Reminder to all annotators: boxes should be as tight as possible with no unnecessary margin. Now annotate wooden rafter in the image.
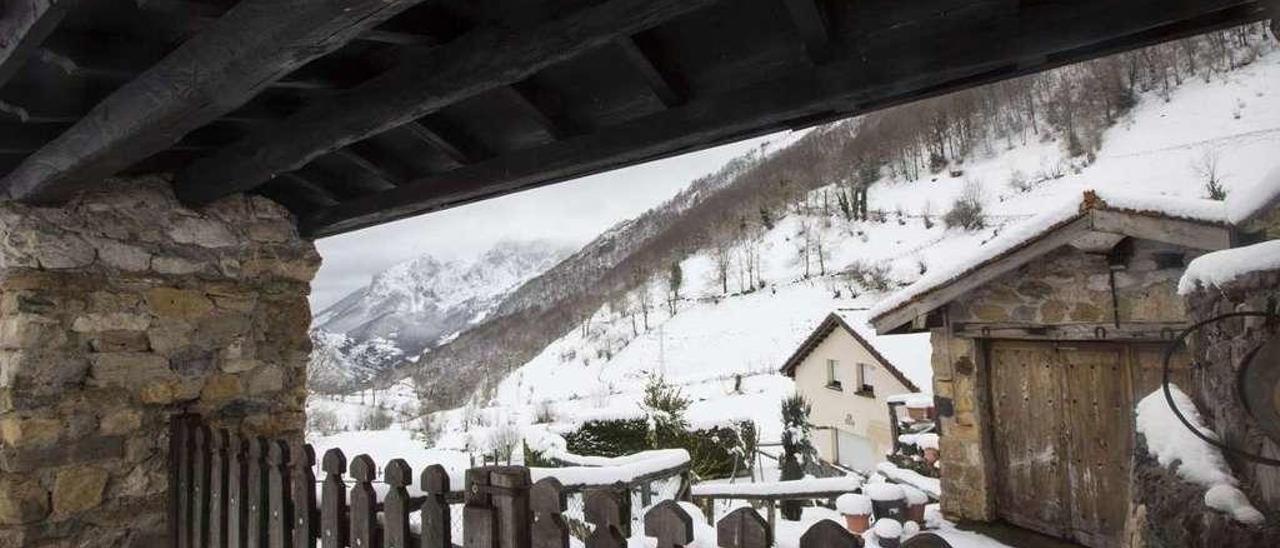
[0,0,424,203]
[173,0,722,206]
[780,0,832,62]
[614,34,686,107]
[299,0,1268,237]
[0,0,77,88]
[399,119,487,166]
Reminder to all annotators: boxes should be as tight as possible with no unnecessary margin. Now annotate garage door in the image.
[835,430,877,471]
[989,341,1135,548]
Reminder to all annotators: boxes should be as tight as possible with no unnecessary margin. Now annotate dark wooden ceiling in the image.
[0,0,1272,237]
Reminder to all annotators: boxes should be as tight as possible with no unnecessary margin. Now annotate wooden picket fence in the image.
[168,415,952,547]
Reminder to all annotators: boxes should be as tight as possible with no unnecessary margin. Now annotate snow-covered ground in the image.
[305,45,1280,548]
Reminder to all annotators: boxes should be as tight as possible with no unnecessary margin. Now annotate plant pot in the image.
[923,447,940,466]
[906,502,926,524]
[843,513,871,534]
[907,406,931,421]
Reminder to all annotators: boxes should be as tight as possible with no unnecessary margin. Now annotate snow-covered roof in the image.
[1178,239,1280,295]
[780,310,932,393]
[1226,165,1280,225]
[870,189,1230,331]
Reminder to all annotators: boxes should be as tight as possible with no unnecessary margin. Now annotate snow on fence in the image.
[172,415,955,547]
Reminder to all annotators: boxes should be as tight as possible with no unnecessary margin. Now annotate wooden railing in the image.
[168,415,952,547]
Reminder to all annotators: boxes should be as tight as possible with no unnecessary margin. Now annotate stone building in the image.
[780,311,930,471]
[868,190,1237,547]
[0,179,318,546]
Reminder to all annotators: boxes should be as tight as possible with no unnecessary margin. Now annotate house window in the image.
[825,359,842,390]
[855,363,875,396]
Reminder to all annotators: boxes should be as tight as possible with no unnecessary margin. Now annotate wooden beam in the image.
[614,35,685,107]
[0,0,77,88]
[332,147,406,187]
[1089,209,1231,251]
[503,84,578,140]
[136,0,437,47]
[302,0,1266,238]
[173,0,721,206]
[399,119,486,166]
[0,0,423,203]
[780,0,832,62]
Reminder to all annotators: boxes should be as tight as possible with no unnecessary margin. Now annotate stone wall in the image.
[1125,265,1280,547]
[0,179,319,547]
[928,331,995,521]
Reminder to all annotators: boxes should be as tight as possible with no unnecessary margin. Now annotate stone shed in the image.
[869,189,1236,548]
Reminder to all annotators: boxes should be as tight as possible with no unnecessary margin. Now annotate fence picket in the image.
[210,429,229,548]
[715,507,770,548]
[320,449,348,548]
[247,438,269,548]
[492,467,532,548]
[530,478,568,548]
[583,489,627,548]
[420,464,452,548]
[464,468,497,548]
[193,425,211,548]
[292,443,317,548]
[268,441,292,548]
[350,454,379,548]
[175,417,193,548]
[644,500,693,548]
[799,519,862,547]
[384,459,413,548]
[228,434,248,548]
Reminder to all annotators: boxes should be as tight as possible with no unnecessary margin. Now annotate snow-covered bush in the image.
[533,401,557,424]
[307,408,342,436]
[944,179,987,230]
[563,418,651,458]
[642,374,691,448]
[358,407,394,431]
[780,394,815,520]
[487,422,521,464]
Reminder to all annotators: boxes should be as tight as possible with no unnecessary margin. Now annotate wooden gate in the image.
[989,340,1185,548]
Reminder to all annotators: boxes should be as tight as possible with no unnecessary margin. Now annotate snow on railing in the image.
[691,475,863,500]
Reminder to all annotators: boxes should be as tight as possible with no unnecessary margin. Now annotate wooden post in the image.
[715,507,770,548]
[384,459,413,548]
[319,449,348,548]
[799,519,862,547]
[228,434,249,548]
[291,443,317,548]
[640,481,652,507]
[193,425,211,548]
[464,468,498,548]
[696,497,713,524]
[267,441,293,548]
[247,438,270,548]
[491,467,532,548]
[420,464,452,548]
[765,500,776,535]
[530,478,569,548]
[174,416,192,548]
[643,500,693,548]
[583,489,627,548]
[209,429,229,548]
[349,455,379,548]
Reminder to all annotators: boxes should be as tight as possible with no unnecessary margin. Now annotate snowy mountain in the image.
[310,240,573,388]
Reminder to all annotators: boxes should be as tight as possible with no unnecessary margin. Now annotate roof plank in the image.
[0,0,76,88]
[0,0,424,203]
[172,0,722,206]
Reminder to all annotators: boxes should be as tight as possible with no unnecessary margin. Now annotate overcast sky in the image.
[311,132,791,311]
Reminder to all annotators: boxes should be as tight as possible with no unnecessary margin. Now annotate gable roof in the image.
[1227,165,1280,226]
[869,189,1234,335]
[780,310,930,393]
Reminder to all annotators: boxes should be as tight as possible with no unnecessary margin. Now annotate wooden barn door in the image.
[989,341,1134,548]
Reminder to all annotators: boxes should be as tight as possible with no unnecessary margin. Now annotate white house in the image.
[780,310,932,471]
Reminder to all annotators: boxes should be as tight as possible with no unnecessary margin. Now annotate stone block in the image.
[166,217,237,248]
[200,374,242,403]
[89,331,150,353]
[0,315,68,349]
[150,255,202,275]
[88,353,172,389]
[243,364,284,395]
[98,409,141,436]
[52,466,109,516]
[0,476,49,525]
[0,416,62,447]
[72,313,149,333]
[144,288,213,320]
[91,238,151,272]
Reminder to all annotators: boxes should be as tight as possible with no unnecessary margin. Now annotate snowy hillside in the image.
[485,41,1280,444]
[310,240,572,389]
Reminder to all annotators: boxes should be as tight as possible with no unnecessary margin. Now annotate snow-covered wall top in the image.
[1178,239,1280,295]
[1226,165,1280,225]
[869,189,1228,326]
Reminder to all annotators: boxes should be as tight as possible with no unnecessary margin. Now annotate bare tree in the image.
[1191,148,1228,200]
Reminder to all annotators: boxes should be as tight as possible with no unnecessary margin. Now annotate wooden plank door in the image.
[1057,343,1130,548]
[989,341,1070,538]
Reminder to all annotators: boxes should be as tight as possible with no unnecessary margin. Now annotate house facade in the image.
[781,311,931,472]
[869,190,1237,548]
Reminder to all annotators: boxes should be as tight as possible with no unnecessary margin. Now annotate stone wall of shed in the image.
[1123,267,1280,546]
[0,179,319,547]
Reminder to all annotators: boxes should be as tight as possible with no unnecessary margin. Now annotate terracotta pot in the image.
[907,406,931,421]
[923,447,940,465]
[843,513,871,534]
[906,503,926,524]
